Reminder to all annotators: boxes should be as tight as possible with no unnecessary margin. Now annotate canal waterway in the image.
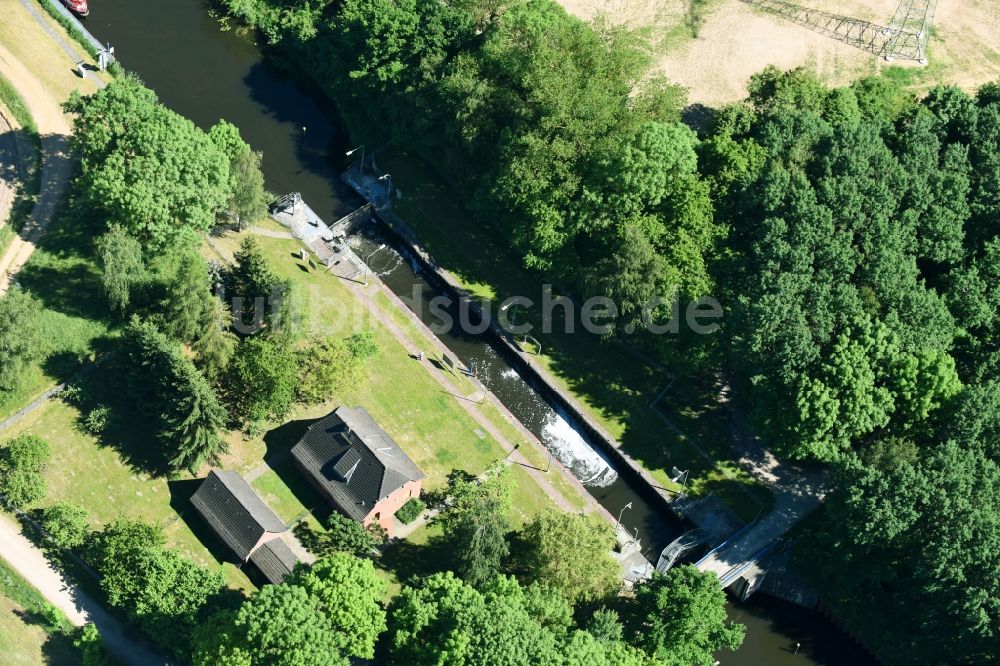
[83,2,877,663]
[347,225,683,555]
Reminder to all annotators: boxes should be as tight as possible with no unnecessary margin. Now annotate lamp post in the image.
[615,501,632,533]
[346,145,365,177]
[363,243,386,286]
[378,173,392,207]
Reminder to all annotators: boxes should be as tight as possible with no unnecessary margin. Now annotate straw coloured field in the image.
[557,0,1000,105]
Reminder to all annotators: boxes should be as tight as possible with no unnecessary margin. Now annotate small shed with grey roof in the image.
[249,539,299,584]
[291,406,425,534]
[190,469,298,584]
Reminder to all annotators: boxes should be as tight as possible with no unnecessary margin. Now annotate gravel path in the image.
[0,104,22,226]
[0,42,74,294]
[0,514,170,665]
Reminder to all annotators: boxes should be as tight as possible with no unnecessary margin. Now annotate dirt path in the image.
[0,42,73,294]
[0,104,21,226]
[0,514,170,665]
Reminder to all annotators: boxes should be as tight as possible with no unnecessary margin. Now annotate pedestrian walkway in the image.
[0,514,170,665]
[0,43,73,294]
[695,381,828,588]
[348,277,594,517]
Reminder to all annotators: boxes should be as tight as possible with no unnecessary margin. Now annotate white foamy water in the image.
[541,407,619,487]
[501,368,520,380]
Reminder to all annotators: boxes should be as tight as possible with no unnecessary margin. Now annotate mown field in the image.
[0,556,79,665]
[557,0,1000,105]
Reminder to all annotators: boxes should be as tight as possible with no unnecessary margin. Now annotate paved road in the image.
[0,43,73,294]
[0,514,170,665]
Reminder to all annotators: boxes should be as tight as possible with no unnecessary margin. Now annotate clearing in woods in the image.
[558,0,1000,105]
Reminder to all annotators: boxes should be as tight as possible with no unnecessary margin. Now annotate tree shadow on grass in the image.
[378,531,454,586]
[262,417,319,463]
[14,190,108,322]
[40,630,81,665]
[67,362,171,476]
[40,334,116,382]
[7,607,80,665]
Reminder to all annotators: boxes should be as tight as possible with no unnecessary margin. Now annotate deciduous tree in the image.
[436,463,513,587]
[518,509,620,604]
[96,224,145,314]
[65,76,230,250]
[626,566,744,666]
[40,502,90,548]
[0,433,50,509]
[86,519,224,657]
[0,287,44,392]
[193,553,386,666]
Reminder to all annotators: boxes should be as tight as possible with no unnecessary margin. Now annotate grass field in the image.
[2,398,255,592]
[204,224,579,526]
[0,555,79,665]
[374,148,772,521]
[0,199,113,421]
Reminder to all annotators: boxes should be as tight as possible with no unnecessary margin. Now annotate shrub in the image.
[295,512,386,557]
[59,383,83,406]
[41,502,90,549]
[80,405,110,436]
[0,434,51,509]
[395,497,425,525]
[73,623,111,666]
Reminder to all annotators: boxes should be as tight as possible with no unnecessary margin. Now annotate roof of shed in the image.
[190,470,287,561]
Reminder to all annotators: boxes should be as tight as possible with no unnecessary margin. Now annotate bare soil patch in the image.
[558,0,1000,105]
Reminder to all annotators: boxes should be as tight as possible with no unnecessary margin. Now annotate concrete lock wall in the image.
[371,212,684,523]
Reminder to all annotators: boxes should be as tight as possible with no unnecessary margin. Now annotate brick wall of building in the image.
[363,479,423,535]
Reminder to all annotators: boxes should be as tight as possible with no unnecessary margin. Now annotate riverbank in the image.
[76,3,882,661]
[343,167,688,528]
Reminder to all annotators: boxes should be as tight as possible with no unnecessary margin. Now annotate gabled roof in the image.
[291,407,425,521]
[248,538,298,585]
[190,470,287,561]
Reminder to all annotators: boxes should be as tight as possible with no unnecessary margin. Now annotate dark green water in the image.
[82,2,877,663]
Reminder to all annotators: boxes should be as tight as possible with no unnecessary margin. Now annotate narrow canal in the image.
[84,2,876,663]
[346,225,683,555]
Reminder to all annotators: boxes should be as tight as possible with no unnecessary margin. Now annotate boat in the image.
[61,0,89,17]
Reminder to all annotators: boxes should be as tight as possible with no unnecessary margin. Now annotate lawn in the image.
[373,147,773,520]
[205,225,577,525]
[0,0,105,105]
[0,197,112,421]
[0,0,110,421]
[2,399,254,592]
[0,555,79,664]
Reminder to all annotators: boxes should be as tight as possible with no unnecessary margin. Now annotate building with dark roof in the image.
[190,469,298,584]
[291,406,425,535]
[249,538,299,584]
